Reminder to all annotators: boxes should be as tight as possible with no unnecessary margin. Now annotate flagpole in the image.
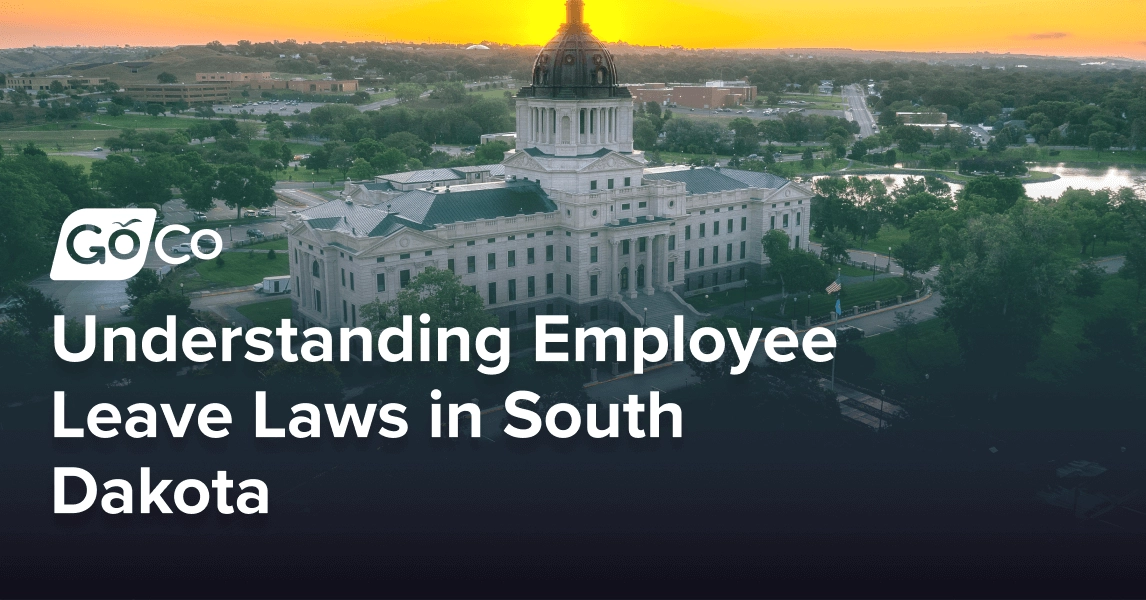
[831,267,840,392]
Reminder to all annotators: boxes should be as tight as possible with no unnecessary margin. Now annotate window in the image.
[527,276,536,297]
[448,259,455,273]
[590,274,598,296]
[796,211,801,225]
[685,250,691,270]
[590,180,597,190]
[527,232,535,238]
[312,260,320,278]
[400,269,411,288]
[770,216,776,229]
[698,248,705,267]
[699,223,706,238]
[726,243,733,262]
[343,300,348,323]
[565,274,572,295]
[508,235,515,241]
[739,266,746,281]
[714,221,720,236]
[607,179,614,189]
[467,256,476,273]
[528,307,536,321]
[350,272,355,291]
[795,235,800,248]
[488,238,495,244]
[294,249,298,264]
[741,217,747,231]
[621,203,631,210]
[314,290,322,312]
[622,240,630,255]
[638,201,647,208]
[376,273,386,292]
[697,274,704,288]
[296,276,300,296]
[565,246,572,262]
[590,246,598,263]
[488,282,497,304]
[712,245,719,265]
[546,273,554,294]
[508,250,516,268]
[341,268,345,286]
[467,240,475,246]
[508,279,517,301]
[425,250,432,257]
[488,253,496,270]
[669,235,676,251]
[783,214,789,228]
[668,261,675,282]
[527,247,535,264]
[624,177,631,186]
[590,305,598,321]
[685,225,691,240]
[727,219,733,233]
[639,238,647,252]
[546,245,554,261]
[400,253,410,260]
[740,240,746,259]
[352,304,356,327]
[546,230,554,236]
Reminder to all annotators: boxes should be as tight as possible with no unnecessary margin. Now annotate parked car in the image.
[119,305,131,316]
[246,228,265,239]
[197,236,217,249]
[835,326,865,343]
[193,212,207,222]
[258,208,271,216]
[244,210,257,218]
[171,243,193,254]
[92,147,103,152]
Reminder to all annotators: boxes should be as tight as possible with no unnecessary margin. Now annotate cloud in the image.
[1026,32,1069,40]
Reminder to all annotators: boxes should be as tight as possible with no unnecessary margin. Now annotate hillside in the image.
[43,46,280,84]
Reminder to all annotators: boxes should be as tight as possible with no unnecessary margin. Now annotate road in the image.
[842,84,876,139]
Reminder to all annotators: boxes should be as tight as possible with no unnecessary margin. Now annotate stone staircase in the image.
[820,379,905,430]
[620,291,703,337]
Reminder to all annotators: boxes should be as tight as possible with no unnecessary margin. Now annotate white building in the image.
[286,0,812,331]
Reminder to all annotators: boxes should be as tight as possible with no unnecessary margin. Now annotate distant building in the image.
[480,132,517,146]
[630,79,757,109]
[121,83,231,104]
[9,75,110,91]
[896,112,947,125]
[195,72,272,83]
[194,72,358,93]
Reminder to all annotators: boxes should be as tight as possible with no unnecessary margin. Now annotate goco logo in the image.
[50,209,224,281]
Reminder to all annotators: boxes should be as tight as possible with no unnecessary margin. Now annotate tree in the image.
[762,229,831,315]
[801,148,814,169]
[91,153,178,207]
[394,83,424,103]
[216,164,276,218]
[474,141,510,163]
[1089,130,1113,154]
[0,284,62,333]
[104,102,125,117]
[728,117,758,156]
[132,291,192,328]
[892,238,933,279]
[48,80,66,95]
[633,117,658,150]
[125,269,163,310]
[157,72,178,84]
[936,202,1074,391]
[848,139,867,160]
[360,267,495,363]
[145,103,165,117]
[820,229,850,265]
[348,158,375,180]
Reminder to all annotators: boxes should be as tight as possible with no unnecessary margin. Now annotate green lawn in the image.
[91,114,194,129]
[45,154,99,173]
[838,263,878,277]
[686,281,783,311]
[236,299,293,329]
[844,224,912,255]
[755,276,917,321]
[166,253,289,292]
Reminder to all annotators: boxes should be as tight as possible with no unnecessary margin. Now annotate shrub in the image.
[216,256,225,269]
[268,249,277,260]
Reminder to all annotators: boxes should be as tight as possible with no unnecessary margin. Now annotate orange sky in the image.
[3,0,1145,59]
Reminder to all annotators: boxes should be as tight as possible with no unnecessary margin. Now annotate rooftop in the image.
[642,166,789,195]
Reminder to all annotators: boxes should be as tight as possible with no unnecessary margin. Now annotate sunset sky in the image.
[3,0,1145,59]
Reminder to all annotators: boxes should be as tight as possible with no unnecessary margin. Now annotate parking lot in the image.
[209,100,328,116]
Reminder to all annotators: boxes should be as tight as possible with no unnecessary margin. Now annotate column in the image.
[643,235,655,296]
[627,237,637,299]
[610,239,620,298]
[659,233,670,292]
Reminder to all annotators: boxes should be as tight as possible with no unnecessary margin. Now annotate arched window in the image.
[312,260,320,278]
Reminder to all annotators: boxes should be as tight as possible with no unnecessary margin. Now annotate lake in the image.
[813,165,1145,199]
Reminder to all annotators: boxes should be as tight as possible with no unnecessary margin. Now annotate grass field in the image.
[165,252,289,292]
[755,276,917,321]
[236,298,293,329]
[44,154,99,173]
[686,281,784,311]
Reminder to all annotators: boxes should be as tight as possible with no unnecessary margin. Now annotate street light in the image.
[749,306,754,329]
[806,293,811,316]
[643,307,647,327]
[180,282,184,296]
[888,246,893,273]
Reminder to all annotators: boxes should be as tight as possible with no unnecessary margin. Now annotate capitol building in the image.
[286,0,812,330]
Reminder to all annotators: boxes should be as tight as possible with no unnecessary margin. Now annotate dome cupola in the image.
[522,0,628,100]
